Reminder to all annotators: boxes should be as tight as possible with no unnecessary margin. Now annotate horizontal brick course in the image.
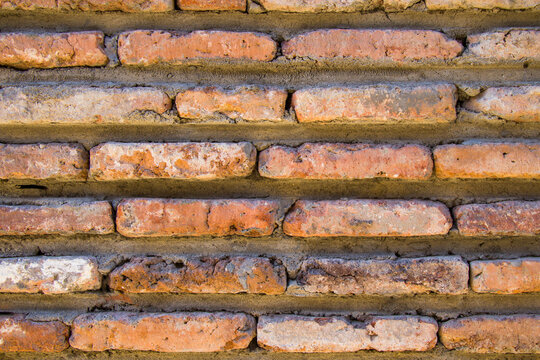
[178,0,245,10]
[467,29,540,61]
[426,0,540,9]
[257,0,380,12]
[0,0,174,11]
[470,258,540,294]
[0,315,69,353]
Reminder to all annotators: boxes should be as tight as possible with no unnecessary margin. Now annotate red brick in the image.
[454,201,540,236]
[467,29,540,61]
[0,315,69,352]
[434,142,540,179]
[291,84,457,123]
[90,142,256,180]
[108,256,286,294]
[0,32,108,69]
[471,258,540,294]
[282,29,463,62]
[175,86,287,122]
[116,198,279,237]
[118,30,277,66]
[0,0,174,11]
[258,315,438,352]
[283,200,452,237]
[259,143,433,180]
[440,315,540,353]
[426,0,539,9]
[70,312,255,352]
[0,201,114,235]
[178,0,245,10]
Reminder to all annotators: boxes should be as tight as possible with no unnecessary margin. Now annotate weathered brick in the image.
[454,201,540,236]
[257,0,421,11]
[440,315,540,353]
[259,143,433,179]
[108,256,286,294]
[0,315,69,352]
[283,200,452,237]
[291,84,457,123]
[0,86,171,125]
[178,0,245,10]
[0,0,174,11]
[116,198,279,237]
[467,29,540,61]
[0,32,108,69]
[282,30,463,62]
[175,86,287,122]
[258,315,438,352]
[0,256,100,294]
[90,142,256,180]
[0,201,114,235]
[434,142,540,179]
[471,258,540,294]
[426,0,539,9]
[118,30,277,66]
[70,312,256,352]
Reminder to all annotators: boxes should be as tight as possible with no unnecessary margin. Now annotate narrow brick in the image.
[0,201,114,235]
[90,142,256,180]
[175,86,287,122]
[291,84,457,123]
[0,256,100,294]
[259,143,433,180]
[471,258,540,294]
[70,312,255,352]
[284,200,452,237]
[257,0,421,11]
[0,32,108,69]
[258,315,438,352]
[0,0,174,11]
[434,142,540,179]
[440,315,540,353]
[426,0,540,9]
[0,315,69,352]
[116,198,279,237]
[454,201,540,236]
[467,29,540,61]
[118,30,277,66]
[108,256,286,294]
[178,0,245,10]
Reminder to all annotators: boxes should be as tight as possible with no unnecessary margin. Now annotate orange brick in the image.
[471,258,540,294]
[467,29,540,61]
[427,0,539,9]
[0,315,69,352]
[178,0,245,10]
[0,0,174,11]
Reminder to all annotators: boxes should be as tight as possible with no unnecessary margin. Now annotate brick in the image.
[440,315,540,353]
[175,86,287,122]
[116,198,279,237]
[0,32,108,69]
[471,258,540,294]
[258,315,438,352]
[0,256,100,294]
[434,142,540,179]
[283,200,452,237]
[70,312,255,352]
[90,142,256,180]
[282,30,463,62]
[0,143,87,181]
[426,0,540,9]
[0,201,114,235]
[467,30,540,61]
[291,84,457,123]
[463,86,540,122]
[0,315,69,352]
[108,256,286,294]
[259,143,433,180]
[0,86,171,125]
[0,0,174,11]
[178,0,245,10]
[257,0,421,11]
[454,201,540,236]
[297,256,468,295]
[118,30,277,66]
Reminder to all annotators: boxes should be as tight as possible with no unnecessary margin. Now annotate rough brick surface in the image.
[470,258,540,294]
[108,256,286,294]
[0,143,88,181]
[467,29,540,61]
[0,315,69,353]
[258,315,438,352]
[116,198,279,237]
[259,0,423,11]
[118,30,277,66]
[0,201,114,235]
[454,201,540,236]
[175,86,287,122]
[0,32,108,69]
[282,30,463,62]
[426,0,539,9]
[291,85,457,123]
[178,0,245,10]
[297,256,468,295]
[259,143,433,179]
[283,200,452,237]
[70,312,256,352]
[90,142,256,180]
[0,0,174,11]
[440,315,540,353]
[434,142,540,179]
